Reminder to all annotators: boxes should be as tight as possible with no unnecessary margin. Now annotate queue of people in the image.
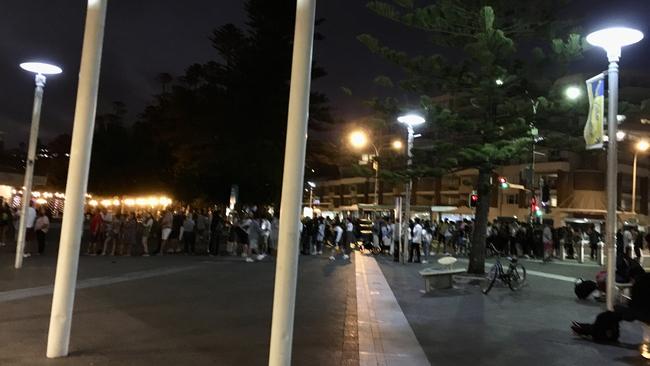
[83,206,281,261]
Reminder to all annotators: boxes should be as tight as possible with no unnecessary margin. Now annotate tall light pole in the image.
[268,0,316,365]
[397,113,425,264]
[587,26,643,311]
[47,0,107,358]
[15,62,62,269]
[307,181,316,209]
[349,130,402,205]
[632,140,649,213]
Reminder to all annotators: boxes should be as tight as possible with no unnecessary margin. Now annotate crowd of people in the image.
[3,195,649,269]
[82,206,282,261]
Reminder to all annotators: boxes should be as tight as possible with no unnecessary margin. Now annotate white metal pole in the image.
[47,0,108,358]
[632,152,638,213]
[15,74,46,269]
[374,159,379,205]
[605,58,619,312]
[402,126,414,264]
[268,0,316,365]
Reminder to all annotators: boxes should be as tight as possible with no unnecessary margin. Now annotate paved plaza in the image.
[1,231,649,365]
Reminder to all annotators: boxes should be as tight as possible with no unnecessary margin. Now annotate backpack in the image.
[574,278,598,299]
[592,311,620,342]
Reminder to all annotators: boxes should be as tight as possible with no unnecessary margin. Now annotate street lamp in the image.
[397,113,426,263]
[587,26,643,311]
[348,131,403,205]
[565,85,582,100]
[15,61,62,269]
[349,130,380,205]
[632,140,649,213]
[307,181,316,208]
[349,130,368,149]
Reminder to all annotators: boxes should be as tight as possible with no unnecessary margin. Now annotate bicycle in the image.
[482,243,527,294]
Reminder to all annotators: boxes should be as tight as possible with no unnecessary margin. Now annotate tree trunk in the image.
[468,167,492,274]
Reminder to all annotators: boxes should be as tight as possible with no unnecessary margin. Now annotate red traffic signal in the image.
[498,177,509,189]
[469,194,479,207]
[530,196,538,213]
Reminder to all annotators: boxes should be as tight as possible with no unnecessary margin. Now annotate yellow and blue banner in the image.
[584,74,605,150]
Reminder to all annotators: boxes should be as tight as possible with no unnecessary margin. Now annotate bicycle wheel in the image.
[482,263,499,294]
[507,264,527,291]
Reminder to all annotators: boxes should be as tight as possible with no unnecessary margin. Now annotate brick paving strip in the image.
[342,256,360,366]
[355,253,430,366]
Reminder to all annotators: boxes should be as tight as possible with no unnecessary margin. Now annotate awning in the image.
[558,190,607,211]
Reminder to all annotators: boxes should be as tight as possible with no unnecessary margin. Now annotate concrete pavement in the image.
[374,254,649,366]
[0,252,359,366]
[3,234,650,366]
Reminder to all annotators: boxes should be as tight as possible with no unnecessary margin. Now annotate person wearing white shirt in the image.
[409,218,423,263]
[21,201,37,258]
[330,222,348,261]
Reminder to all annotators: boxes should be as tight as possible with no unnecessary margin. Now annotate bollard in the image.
[578,240,588,263]
[559,239,566,261]
[597,241,605,266]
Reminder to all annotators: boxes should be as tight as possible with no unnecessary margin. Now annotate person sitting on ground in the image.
[571,265,649,343]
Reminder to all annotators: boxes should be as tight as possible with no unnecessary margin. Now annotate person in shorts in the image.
[159,208,173,255]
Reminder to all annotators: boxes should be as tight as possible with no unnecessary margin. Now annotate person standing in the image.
[315,217,325,255]
[195,209,209,254]
[421,221,433,264]
[182,213,196,255]
[381,218,392,253]
[159,208,173,255]
[209,212,224,256]
[34,207,49,256]
[345,217,355,249]
[87,208,103,255]
[0,198,12,247]
[171,209,185,254]
[261,215,272,255]
[101,209,114,256]
[141,212,153,256]
[20,201,37,258]
[121,212,137,256]
[409,218,422,263]
[270,214,279,256]
[542,223,553,262]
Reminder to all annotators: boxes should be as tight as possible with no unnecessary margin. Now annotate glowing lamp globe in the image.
[565,86,582,100]
[397,114,425,126]
[349,131,368,149]
[586,27,643,60]
[19,62,62,75]
[637,140,650,153]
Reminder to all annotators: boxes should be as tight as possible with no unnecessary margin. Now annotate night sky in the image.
[1,0,649,148]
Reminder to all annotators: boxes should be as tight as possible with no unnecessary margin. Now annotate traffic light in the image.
[469,193,479,207]
[498,177,509,189]
[531,196,543,217]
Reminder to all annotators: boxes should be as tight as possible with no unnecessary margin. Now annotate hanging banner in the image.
[584,73,605,150]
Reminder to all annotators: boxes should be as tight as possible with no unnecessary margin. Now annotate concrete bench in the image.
[419,258,463,292]
[419,268,465,291]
